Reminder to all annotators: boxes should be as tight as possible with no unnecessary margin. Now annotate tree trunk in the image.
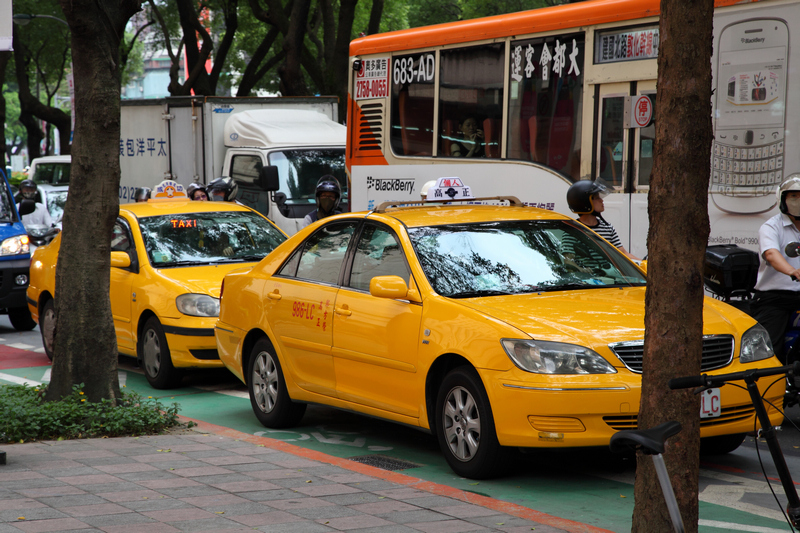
[48,0,140,403]
[279,0,313,96]
[0,51,10,168]
[632,1,713,532]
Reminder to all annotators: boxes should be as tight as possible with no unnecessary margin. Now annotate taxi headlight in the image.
[0,235,29,256]
[176,294,219,317]
[501,339,617,374]
[739,323,774,363]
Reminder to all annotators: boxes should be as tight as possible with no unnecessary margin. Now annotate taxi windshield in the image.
[138,211,286,267]
[407,220,646,297]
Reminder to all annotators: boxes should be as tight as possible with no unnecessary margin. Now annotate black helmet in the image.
[315,175,341,210]
[566,180,610,215]
[186,183,208,201]
[208,177,238,202]
[133,187,151,202]
[19,179,38,200]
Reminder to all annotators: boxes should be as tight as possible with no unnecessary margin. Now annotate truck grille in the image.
[609,335,734,373]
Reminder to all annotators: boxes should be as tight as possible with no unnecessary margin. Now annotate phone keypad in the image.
[711,139,784,196]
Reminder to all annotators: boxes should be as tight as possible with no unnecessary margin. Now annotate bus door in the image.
[595,81,655,258]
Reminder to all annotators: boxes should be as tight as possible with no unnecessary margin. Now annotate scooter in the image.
[25,223,60,254]
[704,243,800,405]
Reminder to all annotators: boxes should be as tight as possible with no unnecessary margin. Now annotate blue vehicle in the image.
[0,169,37,330]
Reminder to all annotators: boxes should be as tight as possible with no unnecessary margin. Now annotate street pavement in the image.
[0,319,599,533]
[2,317,800,532]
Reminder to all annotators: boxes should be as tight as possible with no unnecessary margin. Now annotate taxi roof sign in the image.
[152,180,188,201]
[426,177,474,201]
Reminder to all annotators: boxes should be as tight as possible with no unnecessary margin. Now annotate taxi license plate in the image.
[700,388,721,418]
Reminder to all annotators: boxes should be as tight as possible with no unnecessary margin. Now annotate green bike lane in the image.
[0,359,792,533]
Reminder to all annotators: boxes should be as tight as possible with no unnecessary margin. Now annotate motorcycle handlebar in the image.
[669,361,800,390]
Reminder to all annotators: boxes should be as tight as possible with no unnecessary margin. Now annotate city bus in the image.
[346,0,798,257]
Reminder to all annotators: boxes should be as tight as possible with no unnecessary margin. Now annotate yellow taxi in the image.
[215,178,782,479]
[28,180,287,389]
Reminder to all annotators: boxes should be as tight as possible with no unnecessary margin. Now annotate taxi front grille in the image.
[609,335,734,373]
[603,403,755,431]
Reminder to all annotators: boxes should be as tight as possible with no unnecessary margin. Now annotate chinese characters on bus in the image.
[511,39,581,82]
[595,27,659,64]
[355,57,391,100]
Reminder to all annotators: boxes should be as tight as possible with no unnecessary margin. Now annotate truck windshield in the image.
[33,163,71,185]
[269,148,348,213]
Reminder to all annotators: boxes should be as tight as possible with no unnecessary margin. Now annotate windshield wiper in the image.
[155,260,212,267]
[448,290,512,299]
[233,254,266,262]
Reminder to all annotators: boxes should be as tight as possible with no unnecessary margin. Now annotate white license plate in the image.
[700,388,721,418]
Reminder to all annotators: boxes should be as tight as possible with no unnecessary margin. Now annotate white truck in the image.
[33,96,348,235]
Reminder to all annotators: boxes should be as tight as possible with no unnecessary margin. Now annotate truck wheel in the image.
[39,300,55,361]
[9,306,36,331]
[248,338,306,428]
[434,366,506,479]
[138,317,182,389]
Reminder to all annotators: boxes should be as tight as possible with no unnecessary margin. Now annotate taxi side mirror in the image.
[110,251,131,269]
[638,260,647,273]
[370,275,413,301]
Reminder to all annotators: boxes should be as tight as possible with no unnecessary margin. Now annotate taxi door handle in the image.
[335,305,351,317]
[267,290,282,300]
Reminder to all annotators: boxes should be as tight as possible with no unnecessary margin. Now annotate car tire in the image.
[435,366,505,479]
[139,317,182,389]
[39,300,56,361]
[248,337,306,428]
[9,306,36,332]
[700,432,746,455]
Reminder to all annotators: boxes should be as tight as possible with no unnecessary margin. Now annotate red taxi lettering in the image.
[292,301,316,320]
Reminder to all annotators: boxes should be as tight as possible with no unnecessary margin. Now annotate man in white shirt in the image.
[16,180,52,228]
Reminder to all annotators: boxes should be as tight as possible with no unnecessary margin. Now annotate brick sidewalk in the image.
[0,419,611,533]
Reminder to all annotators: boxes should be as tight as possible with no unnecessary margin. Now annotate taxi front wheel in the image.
[39,300,55,361]
[435,366,506,480]
[139,317,182,389]
[248,338,306,428]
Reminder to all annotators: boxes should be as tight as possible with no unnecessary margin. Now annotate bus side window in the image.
[439,43,505,159]
[390,54,435,157]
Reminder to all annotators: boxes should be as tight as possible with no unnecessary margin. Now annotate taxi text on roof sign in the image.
[426,177,475,201]
[153,180,188,201]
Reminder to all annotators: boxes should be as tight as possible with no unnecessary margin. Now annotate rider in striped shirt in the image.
[565,180,639,261]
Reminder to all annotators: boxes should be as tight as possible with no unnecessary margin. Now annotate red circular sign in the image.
[633,95,653,127]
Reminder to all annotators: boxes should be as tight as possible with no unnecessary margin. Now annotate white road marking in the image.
[698,519,790,532]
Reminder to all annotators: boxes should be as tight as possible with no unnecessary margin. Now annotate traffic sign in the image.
[631,95,653,128]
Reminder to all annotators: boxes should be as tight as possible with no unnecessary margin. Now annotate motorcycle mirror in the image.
[18,199,35,217]
[786,242,800,258]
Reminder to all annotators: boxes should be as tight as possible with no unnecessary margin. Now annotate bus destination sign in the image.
[355,57,390,100]
[595,26,659,64]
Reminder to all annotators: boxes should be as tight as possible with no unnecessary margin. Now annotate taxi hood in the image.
[156,264,255,298]
[454,287,746,346]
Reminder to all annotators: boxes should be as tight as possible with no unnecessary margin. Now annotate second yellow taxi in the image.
[28,181,287,389]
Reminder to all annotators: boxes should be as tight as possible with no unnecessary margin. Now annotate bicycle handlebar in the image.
[668,361,800,390]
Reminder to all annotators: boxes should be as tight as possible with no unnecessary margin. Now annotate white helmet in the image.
[777,174,800,214]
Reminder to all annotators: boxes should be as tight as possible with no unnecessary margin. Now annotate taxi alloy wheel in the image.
[248,338,306,428]
[40,299,56,361]
[139,317,181,389]
[435,366,504,479]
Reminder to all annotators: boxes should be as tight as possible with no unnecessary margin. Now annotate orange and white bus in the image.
[346,0,797,257]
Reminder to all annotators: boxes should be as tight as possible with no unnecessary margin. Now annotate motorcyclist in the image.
[566,179,638,261]
[134,187,151,202]
[301,175,342,228]
[207,177,238,202]
[750,174,800,366]
[186,183,208,201]
[16,180,52,228]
